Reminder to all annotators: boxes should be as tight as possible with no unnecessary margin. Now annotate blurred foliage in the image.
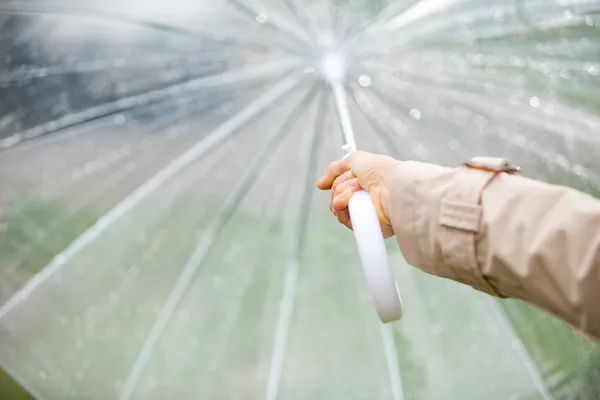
[0,368,33,400]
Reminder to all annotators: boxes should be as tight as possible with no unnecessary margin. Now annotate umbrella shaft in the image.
[330,79,357,153]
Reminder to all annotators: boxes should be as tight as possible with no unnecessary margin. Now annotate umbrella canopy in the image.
[1,0,600,398]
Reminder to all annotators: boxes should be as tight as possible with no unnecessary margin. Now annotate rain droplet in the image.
[409,108,422,120]
[573,164,587,178]
[588,64,599,76]
[358,75,371,87]
[38,371,47,380]
[529,96,540,108]
[512,338,522,350]
[113,114,126,126]
[563,9,574,19]
[255,13,268,24]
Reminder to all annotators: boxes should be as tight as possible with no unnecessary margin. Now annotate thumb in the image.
[315,151,371,190]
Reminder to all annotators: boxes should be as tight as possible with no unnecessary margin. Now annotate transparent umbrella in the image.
[1,0,600,399]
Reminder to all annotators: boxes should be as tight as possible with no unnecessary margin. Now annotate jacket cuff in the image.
[389,161,451,277]
[389,161,502,297]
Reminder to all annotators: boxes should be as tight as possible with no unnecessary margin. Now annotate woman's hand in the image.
[315,151,401,238]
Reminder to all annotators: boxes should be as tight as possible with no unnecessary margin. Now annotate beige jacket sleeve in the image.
[389,160,600,341]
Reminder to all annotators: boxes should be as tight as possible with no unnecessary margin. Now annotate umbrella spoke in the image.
[265,88,327,400]
[487,299,552,400]
[0,55,234,85]
[0,57,301,150]
[282,0,318,41]
[0,1,303,55]
[349,86,411,160]
[360,60,492,97]
[369,84,485,160]
[0,72,304,322]
[0,96,242,300]
[118,81,319,399]
[223,0,314,50]
[351,87,437,162]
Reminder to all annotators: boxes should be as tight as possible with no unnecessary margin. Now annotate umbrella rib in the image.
[265,88,327,400]
[118,80,318,400]
[349,86,410,161]
[381,324,406,400]
[281,0,317,42]
[368,84,484,159]
[487,299,553,400]
[0,97,238,285]
[351,87,437,162]
[360,61,492,97]
[0,73,303,322]
[373,72,600,186]
[223,0,314,50]
[0,58,301,150]
[369,58,600,147]
[343,0,432,49]
[2,89,238,218]
[0,56,231,85]
[2,86,237,156]
[0,2,294,54]
[361,73,600,227]
[374,0,463,36]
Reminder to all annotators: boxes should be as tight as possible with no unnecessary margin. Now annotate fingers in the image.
[316,151,370,189]
[332,188,354,230]
[316,158,351,190]
[331,178,361,230]
[330,170,354,207]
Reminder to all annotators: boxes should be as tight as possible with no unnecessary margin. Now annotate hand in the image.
[315,151,401,238]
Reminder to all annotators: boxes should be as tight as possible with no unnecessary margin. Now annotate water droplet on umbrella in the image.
[358,75,371,87]
[113,114,126,126]
[409,108,422,120]
[529,97,541,108]
[255,13,268,24]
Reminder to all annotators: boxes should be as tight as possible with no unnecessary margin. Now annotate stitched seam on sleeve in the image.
[413,167,427,268]
[475,176,506,298]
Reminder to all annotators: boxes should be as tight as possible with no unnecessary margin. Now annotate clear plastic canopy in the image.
[1,0,600,399]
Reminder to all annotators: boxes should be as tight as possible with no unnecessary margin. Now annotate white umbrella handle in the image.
[348,189,403,323]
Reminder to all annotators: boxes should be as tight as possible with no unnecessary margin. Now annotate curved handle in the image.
[348,190,403,323]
